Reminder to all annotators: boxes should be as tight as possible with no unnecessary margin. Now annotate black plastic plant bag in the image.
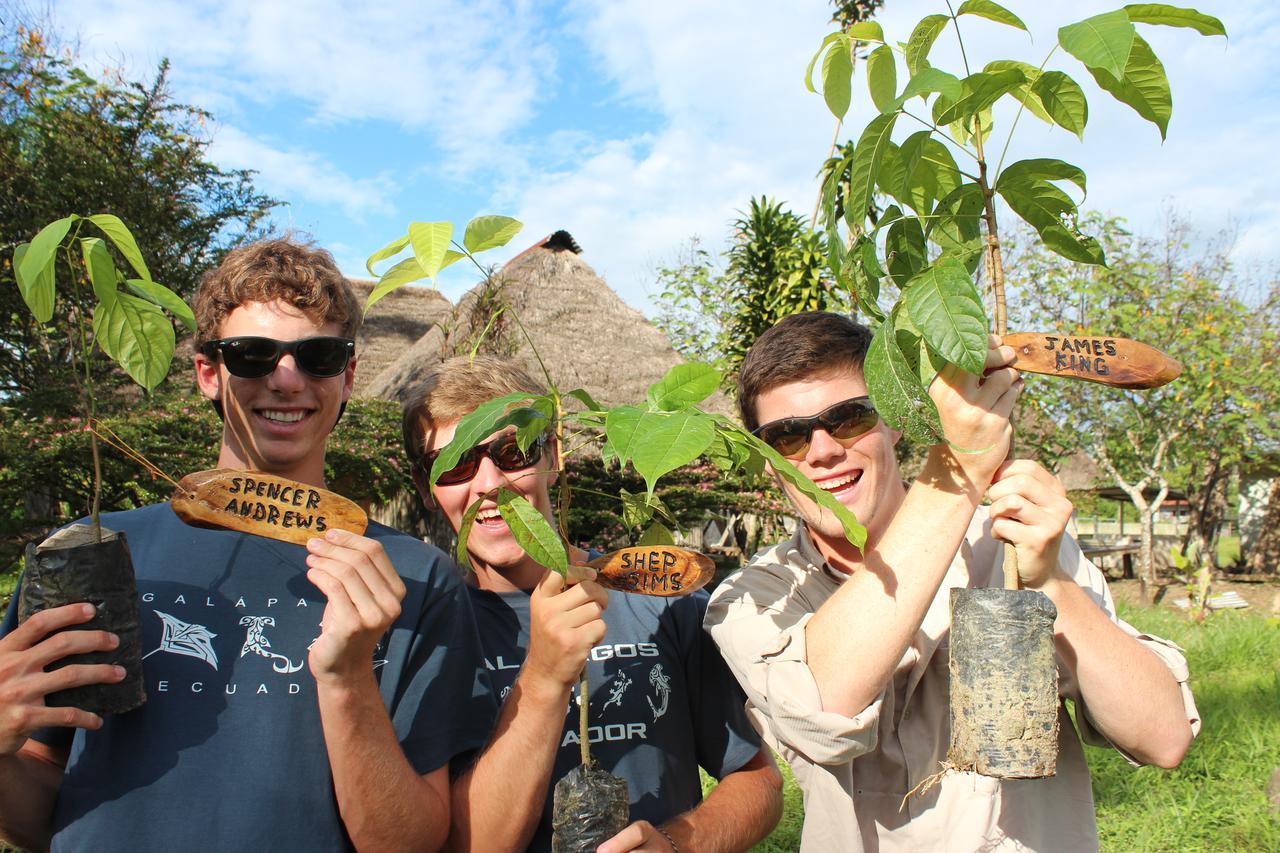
[551,764,629,853]
[19,524,147,715]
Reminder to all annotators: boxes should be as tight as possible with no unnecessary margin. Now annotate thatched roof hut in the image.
[348,279,452,397]
[361,231,733,416]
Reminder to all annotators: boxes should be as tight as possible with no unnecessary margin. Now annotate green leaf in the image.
[430,391,534,486]
[496,488,568,575]
[620,488,656,529]
[455,496,486,569]
[637,521,675,547]
[87,214,150,281]
[885,215,927,288]
[867,45,897,113]
[996,158,1088,197]
[1123,4,1226,36]
[898,132,961,215]
[821,37,854,120]
[1085,32,1171,139]
[647,362,721,411]
[124,279,196,331]
[408,221,453,279]
[440,249,465,273]
[894,308,947,390]
[847,21,885,43]
[957,0,1028,32]
[742,431,867,548]
[983,60,1053,125]
[928,182,984,253]
[565,387,604,413]
[1030,71,1089,139]
[865,314,945,445]
[366,234,410,276]
[934,69,1025,126]
[12,243,54,324]
[998,180,1106,265]
[92,291,176,391]
[80,237,118,308]
[875,142,906,204]
[463,215,523,253]
[846,111,899,226]
[805,32,844,93]
[18,216,75,301]
[364,256,430,314]
[606,408,716,493]
[902,259,988,374]
[905,14,949,76]
[897,67,962,106]
[1059,9,1136,80]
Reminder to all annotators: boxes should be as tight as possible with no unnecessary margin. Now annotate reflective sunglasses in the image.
[422,433,548,486]
[199,336,355,379]
[752,396,879,459]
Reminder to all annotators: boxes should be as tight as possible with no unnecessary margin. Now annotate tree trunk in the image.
[1246,480,1280,575]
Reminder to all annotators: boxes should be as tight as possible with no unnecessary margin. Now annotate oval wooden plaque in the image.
[171,468,368,546]
[1005,333,1181,389]
[587,546,715,597]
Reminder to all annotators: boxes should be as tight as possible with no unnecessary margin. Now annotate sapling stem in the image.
[64,238,103,542]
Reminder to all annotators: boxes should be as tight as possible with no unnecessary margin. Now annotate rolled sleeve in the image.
[707,574,882,767]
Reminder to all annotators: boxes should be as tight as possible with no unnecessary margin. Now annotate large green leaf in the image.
[875,142,906,205]
[1085,32,1171,139]
[606,407,716,493]
[455,496,486,569]
[637,522,676,547]
[364,256,430,313]
[905,14,950,76]
[956,0,1028,32]
[91,291,176,391]
[80,237,118,308]
[847,21,885,43]
[124,279,196,331]
[927,182,984,253]
[741,430,866,548]
[821,37,854,120]
[463,215,523,253]
[983,60,1052,125]
[496,488,568,575]
[87,214,151,281]
[885,214,927,288]
[430,391,535,486]
[998,180,1106,265]
[894,309,947,390]
[896,67,962,107]
[1124,4,1226,36]
[1030,71,1089,139]
[408,221,453,279]
[847,112,899,226]
[902,259,988,374]
[1059,10,1136,80]
[18,216,75,303]
[365,234,410,276]
[647,362,720,411]
[898,132,962,215]
[805,32,845,93]
[996,158,1088,197]
[12,243,54,324]
[934,69,1025,126]
[867,44,897,114]
[865,316,944,445]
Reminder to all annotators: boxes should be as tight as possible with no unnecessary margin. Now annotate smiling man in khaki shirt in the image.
[706,312,1199,852]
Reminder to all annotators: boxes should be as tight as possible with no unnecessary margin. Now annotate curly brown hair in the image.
[193,237,361,347]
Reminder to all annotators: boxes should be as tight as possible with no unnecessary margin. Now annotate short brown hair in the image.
[193,237,361,347]
[737,311,872,430]
[401,355,547,469]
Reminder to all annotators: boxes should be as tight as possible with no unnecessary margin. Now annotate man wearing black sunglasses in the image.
[706,312,1198,852]
[0,239,495,852]
[402,355,782,853]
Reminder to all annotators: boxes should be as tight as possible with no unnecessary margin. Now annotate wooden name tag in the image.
[1005,333,1182,389]
[588,546,715,597]
[171,469,368,546]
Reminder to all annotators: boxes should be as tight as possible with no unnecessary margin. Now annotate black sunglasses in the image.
[200,336,355,379]
[422,433,548,486]
[752,396,879,459]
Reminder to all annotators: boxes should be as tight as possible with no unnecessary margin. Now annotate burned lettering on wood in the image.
[1006,333,1181,390]
[172,469,365,546]
[588,546,715,597]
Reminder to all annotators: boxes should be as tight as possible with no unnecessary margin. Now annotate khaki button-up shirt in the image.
[705,507,1200,852]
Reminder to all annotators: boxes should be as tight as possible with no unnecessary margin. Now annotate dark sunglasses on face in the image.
[199,336,355,379]
[421,433,548,486]
[752,396,879,459]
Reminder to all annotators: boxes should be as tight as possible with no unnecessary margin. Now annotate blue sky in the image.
[57,0,1277,314]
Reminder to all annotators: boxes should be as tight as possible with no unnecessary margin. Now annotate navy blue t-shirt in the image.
[468,585,761,852]
[1,503,498,852]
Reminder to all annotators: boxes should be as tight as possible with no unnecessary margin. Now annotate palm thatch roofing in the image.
[360,231,734,417]
[348,279,452,397]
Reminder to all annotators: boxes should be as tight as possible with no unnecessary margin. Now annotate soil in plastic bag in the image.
[948,587,1058,779]
[19,524,147,715]
[551,764,629,853]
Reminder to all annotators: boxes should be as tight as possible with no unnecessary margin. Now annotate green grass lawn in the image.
[705,602,1279,852]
